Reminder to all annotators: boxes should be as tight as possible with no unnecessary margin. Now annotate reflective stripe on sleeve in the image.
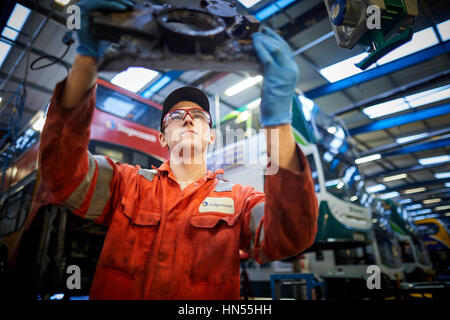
[85,155,114,220]
[249,201,265,242]
[65,153,114,221]
[65,152,97,212]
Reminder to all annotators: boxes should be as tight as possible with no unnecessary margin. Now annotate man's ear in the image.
[209,128,216,145]
[159,131,167,148]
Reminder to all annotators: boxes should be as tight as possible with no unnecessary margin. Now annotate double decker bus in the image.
[0,79,168,298]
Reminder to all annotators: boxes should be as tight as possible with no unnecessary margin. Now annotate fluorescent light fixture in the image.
[412,214,440,220]
[343,166,357,183]
[55,0,72,5]
[237,0,262,8]
[404,187,426,194]
[5,4,31,35]
[319,53,370,83]
[396,132,428,144]
[111,67,158,93]
[398,198,412,204]
[246,98,261,110]
[423,198,441,205]
[435,205,450,211]
[236,110,250,123]
[350,196,358,201]
[406,84,450,108]
[366,184,386,193]
[225,75,262,96]
[355,153,381,164]
[379,191,400,199]
[330,136,344,151]
[325,179,341,187]
[362,98,409,119]
[435,172,450,179]
[361,193,368,204]
[406,204,422,210]
[2,27,18,40]
[254,0,297,21]
[445,182,450,188]
[437,19,450,41]
[418,155,450,165]
[363,84,450,119]
[323,152,333,162]
[383,173,407,182]
[327,126,337,134]
[410,209,432,215]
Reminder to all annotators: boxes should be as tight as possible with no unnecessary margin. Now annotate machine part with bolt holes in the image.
[91,0,261,73]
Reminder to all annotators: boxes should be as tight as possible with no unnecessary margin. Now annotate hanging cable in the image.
[29,31,74,75]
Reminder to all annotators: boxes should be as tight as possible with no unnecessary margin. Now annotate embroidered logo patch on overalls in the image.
[199,197,235,214]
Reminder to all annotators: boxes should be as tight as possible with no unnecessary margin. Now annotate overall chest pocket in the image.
[102,197,160,279]
[188,214,241,285]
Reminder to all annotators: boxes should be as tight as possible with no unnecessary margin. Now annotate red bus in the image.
[0,79,168,298]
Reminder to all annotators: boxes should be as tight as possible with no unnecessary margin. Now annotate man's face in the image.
[159,101,215,163]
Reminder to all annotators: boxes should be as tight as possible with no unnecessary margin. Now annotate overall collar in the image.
[152,160,224,183]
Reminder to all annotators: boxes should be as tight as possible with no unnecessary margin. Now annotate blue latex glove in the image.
[252,27,299,127]
[76,0,134,60]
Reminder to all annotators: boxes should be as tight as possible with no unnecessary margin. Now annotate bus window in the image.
[88,140,163,169]
[334,247,368,265]
[399,240,415,263]
[0,191,23,237]
[8,128,39,160]
[416,223,439,236]
[374,230,402,269]
[95,85,162,131]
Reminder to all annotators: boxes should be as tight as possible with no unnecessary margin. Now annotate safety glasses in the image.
[162,108,212,129]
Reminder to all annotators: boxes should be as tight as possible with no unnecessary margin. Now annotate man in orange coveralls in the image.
[39,0,318,299]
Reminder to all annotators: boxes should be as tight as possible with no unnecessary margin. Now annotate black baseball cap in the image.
[160,86,211,131]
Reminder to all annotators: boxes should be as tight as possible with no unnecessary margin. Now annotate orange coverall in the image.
[38,79,319,299]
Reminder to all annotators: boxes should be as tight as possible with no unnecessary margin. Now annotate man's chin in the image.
[170,141,206,163]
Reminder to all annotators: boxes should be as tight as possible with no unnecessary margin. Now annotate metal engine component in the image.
[91,0,261,73]
[324,0,419,70]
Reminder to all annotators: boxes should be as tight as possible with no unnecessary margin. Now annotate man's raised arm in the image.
[38,1,134,225]
[240,27,318,263]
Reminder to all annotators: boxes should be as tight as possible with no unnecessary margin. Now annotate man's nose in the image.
[182,112,195,125]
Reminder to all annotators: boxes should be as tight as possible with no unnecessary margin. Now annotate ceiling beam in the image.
[305,40,450,99]
[349,103,450,135]
[364,162,450,180]
[360,126,450,156]
[332,70,450,116]
[381,137,450,157]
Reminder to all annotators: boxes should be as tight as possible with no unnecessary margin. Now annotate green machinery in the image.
[324,0,419,69]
